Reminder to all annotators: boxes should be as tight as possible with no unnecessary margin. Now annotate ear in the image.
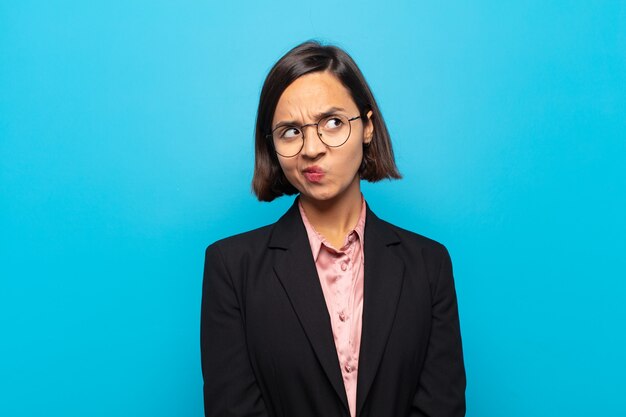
[363,110,374,144]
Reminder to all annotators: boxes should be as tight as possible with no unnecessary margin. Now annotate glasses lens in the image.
[271,114,353,157]
[273,126,303,157]
[317,115,351,147]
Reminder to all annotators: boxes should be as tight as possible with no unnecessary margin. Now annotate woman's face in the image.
[272,71,373,205]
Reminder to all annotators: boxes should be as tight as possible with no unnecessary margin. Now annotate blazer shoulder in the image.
[379,218,448,254]
[378,219,454,294]
[375,217,452,276]
[205,223,274,257]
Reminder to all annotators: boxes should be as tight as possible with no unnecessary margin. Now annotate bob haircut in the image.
[252,40,401,202]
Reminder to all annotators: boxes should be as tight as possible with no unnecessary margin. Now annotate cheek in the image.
[344,144,364,170]
[277,159,299,182]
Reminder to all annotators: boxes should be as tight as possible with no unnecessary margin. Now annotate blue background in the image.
[1,1,625,416]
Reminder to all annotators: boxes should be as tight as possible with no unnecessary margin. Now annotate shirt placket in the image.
[336,234,358,386]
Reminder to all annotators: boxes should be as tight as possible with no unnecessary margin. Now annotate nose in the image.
[300,124,326,159]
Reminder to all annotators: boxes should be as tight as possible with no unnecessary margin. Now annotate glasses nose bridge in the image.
[299,121,326,156]
[300,122,320,140]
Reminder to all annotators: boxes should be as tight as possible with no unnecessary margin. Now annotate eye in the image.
[322,116,344,130]
[278,126,301,139]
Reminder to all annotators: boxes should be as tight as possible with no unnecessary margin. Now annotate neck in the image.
[299,176,363,248]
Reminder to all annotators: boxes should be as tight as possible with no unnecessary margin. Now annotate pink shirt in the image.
[298,199,366,417]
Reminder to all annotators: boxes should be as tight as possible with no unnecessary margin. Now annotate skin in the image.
[272,71,374,248]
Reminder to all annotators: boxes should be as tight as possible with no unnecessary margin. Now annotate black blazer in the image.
[201,200,465,417]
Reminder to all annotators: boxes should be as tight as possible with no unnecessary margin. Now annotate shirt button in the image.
[344,364,353,373]
[341,262,348,271]
[338,311,347,321]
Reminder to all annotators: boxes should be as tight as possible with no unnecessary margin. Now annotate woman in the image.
[201,41,466,417]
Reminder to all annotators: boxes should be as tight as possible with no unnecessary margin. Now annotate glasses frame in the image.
[267,115,362,158]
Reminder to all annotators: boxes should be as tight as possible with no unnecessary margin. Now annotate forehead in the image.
[272,71,357,124]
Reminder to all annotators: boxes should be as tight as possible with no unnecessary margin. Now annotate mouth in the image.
[302,166,325,183]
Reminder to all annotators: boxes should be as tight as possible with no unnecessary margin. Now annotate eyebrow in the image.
[272,106,348,130]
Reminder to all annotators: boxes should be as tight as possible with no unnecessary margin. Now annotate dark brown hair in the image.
[252,40,401,202]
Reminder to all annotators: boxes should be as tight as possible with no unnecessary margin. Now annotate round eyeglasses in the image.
[267,114,362,158]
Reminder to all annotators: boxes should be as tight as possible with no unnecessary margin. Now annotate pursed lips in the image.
[302,166,325,183]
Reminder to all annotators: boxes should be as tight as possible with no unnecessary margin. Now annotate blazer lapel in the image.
[269,200,350,413]
[356,207,405,416]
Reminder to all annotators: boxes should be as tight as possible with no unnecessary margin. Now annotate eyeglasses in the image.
[267,114,362,158]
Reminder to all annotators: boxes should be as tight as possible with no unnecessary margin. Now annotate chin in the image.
[296,185,330,200]
[301,186,345,203]
[301,191,333,202]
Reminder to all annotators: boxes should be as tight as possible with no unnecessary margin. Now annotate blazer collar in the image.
[269,198,405,415]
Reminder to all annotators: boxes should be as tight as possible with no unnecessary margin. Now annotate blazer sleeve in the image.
[410,245,466,417]
[200,243,270,417]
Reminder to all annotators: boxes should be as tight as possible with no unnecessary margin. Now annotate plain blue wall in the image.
[1,1,625,416]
